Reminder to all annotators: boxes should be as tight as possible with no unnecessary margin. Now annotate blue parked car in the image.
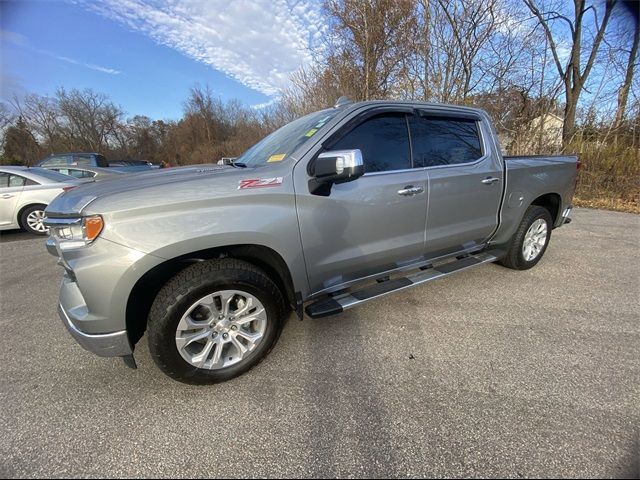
[37,153,157,173]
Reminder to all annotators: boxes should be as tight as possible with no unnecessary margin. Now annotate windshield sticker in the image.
[304,128,318,137]
[238,177,283,189]
[267,153,286,162]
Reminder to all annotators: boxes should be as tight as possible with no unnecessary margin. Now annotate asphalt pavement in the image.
[0,208,638,478]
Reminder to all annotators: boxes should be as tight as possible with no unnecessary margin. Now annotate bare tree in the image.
[323,0,417,100]
[612,8,639,131]
[524,0,617,147]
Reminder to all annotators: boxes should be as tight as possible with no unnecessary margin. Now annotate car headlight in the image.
[49,215,104,250]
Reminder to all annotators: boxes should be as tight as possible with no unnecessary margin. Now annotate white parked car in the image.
[0,166,80,235]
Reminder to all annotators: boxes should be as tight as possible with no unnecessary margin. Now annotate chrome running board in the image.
[305,250,504,319]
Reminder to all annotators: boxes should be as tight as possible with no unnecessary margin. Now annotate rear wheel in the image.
[498,205,552,270]
[19,204,48,235]
[147,258,287,384]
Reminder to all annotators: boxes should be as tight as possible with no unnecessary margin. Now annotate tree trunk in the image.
[614,23,640,130]
[563,89,579,149]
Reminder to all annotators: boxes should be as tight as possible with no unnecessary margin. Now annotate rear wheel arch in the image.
[125,244,295,346]
[530,193,561,226]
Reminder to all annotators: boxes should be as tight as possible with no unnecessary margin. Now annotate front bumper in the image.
[45,222,164,357]
[58,302,132,357]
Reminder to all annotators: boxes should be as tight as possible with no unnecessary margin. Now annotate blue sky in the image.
[1,0,324,120]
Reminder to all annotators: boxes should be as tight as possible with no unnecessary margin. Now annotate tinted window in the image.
[0,173,9,188]
[410,116,483,167]
[330,113,411,173]
[71,155,92,166]
[95,155,109,167]
[40,156,69,167]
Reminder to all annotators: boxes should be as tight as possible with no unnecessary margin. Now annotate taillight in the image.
[576,160,582,170]
[63,186,76,192]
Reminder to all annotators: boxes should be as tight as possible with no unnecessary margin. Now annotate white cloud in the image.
[0,29,28,46]
[75,0,326,96]
[250,98,278,109]
[54,54,122,75]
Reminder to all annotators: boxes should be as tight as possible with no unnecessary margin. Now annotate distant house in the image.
[503,113,564,154]
[528,113,563,150]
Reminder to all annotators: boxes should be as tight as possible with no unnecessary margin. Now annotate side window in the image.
[410,116,483,167]
[41,156,69,167]
[95,155,109,167]
[71,155,92,166]
[8,175,26,187]
[0,173,9,188]
[329,113,411,173]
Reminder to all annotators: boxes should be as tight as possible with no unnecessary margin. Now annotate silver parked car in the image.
[44,165,126,181]
[0,166,79,235]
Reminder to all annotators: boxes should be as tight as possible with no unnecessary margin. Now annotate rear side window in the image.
[95,155,109,167]
[40,156,69,167]
[0,173,9,187]
[69,169,95,178]
[410,116,483,167]
[8,175,26,187]
[71,155,93,166]
[329,113,411,173]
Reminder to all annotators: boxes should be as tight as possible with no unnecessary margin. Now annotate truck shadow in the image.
[301,312,402,477]
[0,229,39,243]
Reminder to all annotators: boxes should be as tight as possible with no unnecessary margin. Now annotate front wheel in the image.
[147,258,287,384]
[498,205,552,270]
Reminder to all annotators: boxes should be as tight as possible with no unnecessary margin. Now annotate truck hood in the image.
[46,164,249,216]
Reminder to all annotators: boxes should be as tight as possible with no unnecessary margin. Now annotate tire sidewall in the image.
[20,205,48,235]
[516,207,552,269]
[150,274,282,384]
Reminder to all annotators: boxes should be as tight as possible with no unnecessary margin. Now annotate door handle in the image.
[1,194,14,199]
[481,177,500,185]
[398,185,424,196]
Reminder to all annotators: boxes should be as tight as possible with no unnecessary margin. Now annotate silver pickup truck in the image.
[44,100,578,384]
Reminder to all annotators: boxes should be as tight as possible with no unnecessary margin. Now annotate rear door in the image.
[410,112,503,256]
[295,110,429,295]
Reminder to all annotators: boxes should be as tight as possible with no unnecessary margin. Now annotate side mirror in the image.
[309,149,364,196]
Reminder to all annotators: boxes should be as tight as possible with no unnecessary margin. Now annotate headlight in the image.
[49,215,104,250]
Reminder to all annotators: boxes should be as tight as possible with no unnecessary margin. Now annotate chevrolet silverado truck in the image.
[44,100,578,384]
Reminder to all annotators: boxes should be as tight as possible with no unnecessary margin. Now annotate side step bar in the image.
[305,250,504,319]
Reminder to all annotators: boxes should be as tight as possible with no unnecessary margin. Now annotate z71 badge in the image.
[238,177,283,189]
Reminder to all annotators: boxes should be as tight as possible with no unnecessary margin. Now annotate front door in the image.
[0,173,24,227]
[294,112,429,295]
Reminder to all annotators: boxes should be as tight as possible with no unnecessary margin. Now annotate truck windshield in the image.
[235,109,338,167]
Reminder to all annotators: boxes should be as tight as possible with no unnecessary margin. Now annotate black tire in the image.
[147,258,287,385]
[19,204,48,235]
[498,205,553,270]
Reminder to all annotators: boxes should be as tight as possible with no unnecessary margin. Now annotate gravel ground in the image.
[0,207,638,478]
